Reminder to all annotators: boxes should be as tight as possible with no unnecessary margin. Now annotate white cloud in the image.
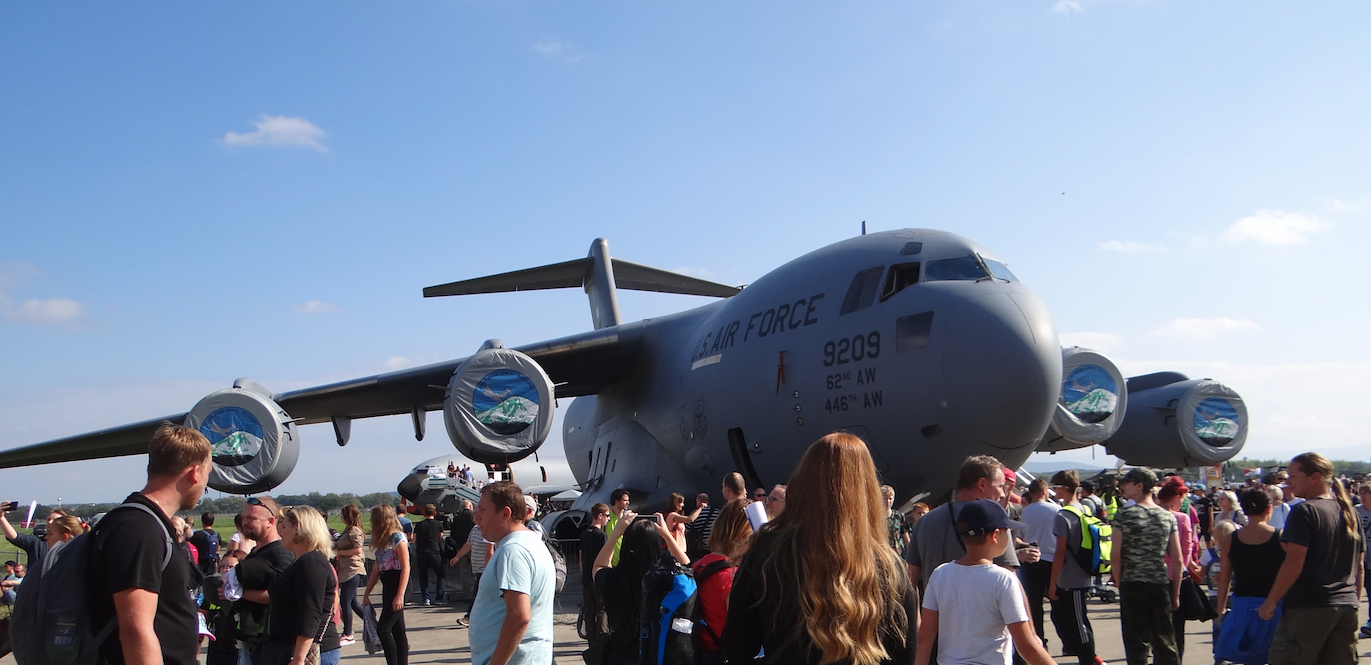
[1152,317,1260,339]
[533,40,586,64]
[0,263,86,327]
[1325,198,1370,214]
[1221,209,1331,245]
[1098,240,1165,253]
[1058,332,1124,353]
[1053,0,1082,14]
[293,300,338,314]
[6,298,86,325]
[222,115,329,153]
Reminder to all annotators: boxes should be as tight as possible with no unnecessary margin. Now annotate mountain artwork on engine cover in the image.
[201,406,265,466]
[1062,365,1119,424]
[473,370,541,435]
[1193,397,1241,445]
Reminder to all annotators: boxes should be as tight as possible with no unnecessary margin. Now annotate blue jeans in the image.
[320,650,340,665]
[339,573,365,636]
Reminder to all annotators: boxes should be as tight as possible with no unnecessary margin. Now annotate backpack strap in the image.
[690,559,732,647]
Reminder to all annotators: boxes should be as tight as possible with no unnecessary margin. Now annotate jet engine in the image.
[184,379,300,494]
[1103,372,1248,468]
[1037,347,1128,452]
[442,341,556,464]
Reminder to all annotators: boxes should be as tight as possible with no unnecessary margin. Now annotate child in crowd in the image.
[917,499,1058,665]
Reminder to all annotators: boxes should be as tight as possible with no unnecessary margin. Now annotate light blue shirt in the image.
[469,529,555,665]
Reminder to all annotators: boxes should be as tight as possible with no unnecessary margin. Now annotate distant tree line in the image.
[31,491,400,522]
[1221,457,1371,482]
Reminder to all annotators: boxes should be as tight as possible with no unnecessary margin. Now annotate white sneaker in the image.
[339,637,356,647]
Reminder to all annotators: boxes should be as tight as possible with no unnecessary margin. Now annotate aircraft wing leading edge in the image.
[0,323,644,470]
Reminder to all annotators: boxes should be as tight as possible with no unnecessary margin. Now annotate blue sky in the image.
[2,1,1368,504]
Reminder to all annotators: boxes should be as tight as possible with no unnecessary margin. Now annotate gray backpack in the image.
[11,502,172,665]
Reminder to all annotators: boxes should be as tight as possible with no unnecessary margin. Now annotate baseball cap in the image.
[955,499,1026,537]
[524,495,539,513]
[1121,467,1159,488]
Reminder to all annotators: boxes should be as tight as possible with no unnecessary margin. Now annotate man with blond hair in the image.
[89,424,213,665]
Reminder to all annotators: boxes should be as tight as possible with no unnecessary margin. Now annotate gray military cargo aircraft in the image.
[0,230,1248,516]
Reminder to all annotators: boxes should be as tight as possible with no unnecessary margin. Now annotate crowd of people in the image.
[1,427,1367,665]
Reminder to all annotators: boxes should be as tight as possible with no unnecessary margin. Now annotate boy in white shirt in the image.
[917,499,1059,665]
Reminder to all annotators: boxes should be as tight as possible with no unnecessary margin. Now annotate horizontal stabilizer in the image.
[423,258,740,299]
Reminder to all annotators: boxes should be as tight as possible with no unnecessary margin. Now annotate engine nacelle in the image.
[184,380,300,494]
[1104,372,1248,468]
[443,341,555,464]
[1038,347,1128,451]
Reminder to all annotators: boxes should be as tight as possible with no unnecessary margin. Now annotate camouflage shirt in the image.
[1112,503,1177,584]
[887,511,911,555]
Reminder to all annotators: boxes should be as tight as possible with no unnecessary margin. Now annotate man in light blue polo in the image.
[469,480,555,665]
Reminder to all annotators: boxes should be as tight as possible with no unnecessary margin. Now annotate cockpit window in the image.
[924,255,988,281]
[982,257,1019,282]
[839,266,884,315]
[899,242,923,256]
[880,262,920,302]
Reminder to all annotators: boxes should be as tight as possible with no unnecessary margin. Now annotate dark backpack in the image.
[638,558,697,665]
[688,559,731,665]
[11,502,173,665]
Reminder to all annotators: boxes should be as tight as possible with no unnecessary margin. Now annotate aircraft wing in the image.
[0,323,644,469]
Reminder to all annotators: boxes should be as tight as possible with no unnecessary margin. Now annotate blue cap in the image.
[955,499,1026,537]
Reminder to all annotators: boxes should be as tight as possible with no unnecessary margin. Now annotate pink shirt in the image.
[1166,510,1196,569]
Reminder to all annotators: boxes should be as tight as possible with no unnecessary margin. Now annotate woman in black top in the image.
[1214,487,1285,665]
[263,506,340,665]
[1216,487,1285,610]
[592,512,691,665]
[722,433,915,665]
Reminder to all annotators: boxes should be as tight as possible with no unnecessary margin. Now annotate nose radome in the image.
[940,291,1061,450]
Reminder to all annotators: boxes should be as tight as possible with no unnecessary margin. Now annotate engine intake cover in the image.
[1039,347,1128,450]
[1104,375,1247,468]
[443,344,555,464]
[184,387,300,494]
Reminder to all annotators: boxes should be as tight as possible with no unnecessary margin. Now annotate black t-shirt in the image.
[580,526,607,587]
[1281,496,1364,608]
[449,510,475,546]
[88,493,199,665]
[6,532,48,571]
[414,519,444,553]
[234,539,296,642]
[268,550,337,645]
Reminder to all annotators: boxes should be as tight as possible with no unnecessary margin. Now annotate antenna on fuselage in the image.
[861,220,866,235]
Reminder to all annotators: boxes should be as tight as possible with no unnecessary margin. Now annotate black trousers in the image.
[1019,560,1053,643]
[1050,587,1097,665]
[378,569,409,665]
[415,550,445,602]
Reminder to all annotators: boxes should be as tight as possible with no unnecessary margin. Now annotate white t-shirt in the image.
[1019,500,1060,562]
[923,561,1032,665]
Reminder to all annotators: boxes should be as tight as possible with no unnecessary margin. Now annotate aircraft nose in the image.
[940,290,1061,450]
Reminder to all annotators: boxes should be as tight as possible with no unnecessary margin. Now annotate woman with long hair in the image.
[334,503,367,645]
[664,492,703,542]
[722,432,916,665]
[593,511,690,665]
[364,504,410,665]
[692,499,753,665]
[1214,487,1284,665]
[263,507,341,665]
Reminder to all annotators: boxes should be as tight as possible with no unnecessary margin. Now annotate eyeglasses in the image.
[754,493,766,499]
[764,496,785,503]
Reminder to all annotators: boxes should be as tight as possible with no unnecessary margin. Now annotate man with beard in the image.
[89,424,213,665]
[232,495,295,665]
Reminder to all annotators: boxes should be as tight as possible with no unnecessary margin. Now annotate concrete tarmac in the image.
[7,569,1368,665]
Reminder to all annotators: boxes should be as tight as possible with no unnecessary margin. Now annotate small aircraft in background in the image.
[0,230,1248,526]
